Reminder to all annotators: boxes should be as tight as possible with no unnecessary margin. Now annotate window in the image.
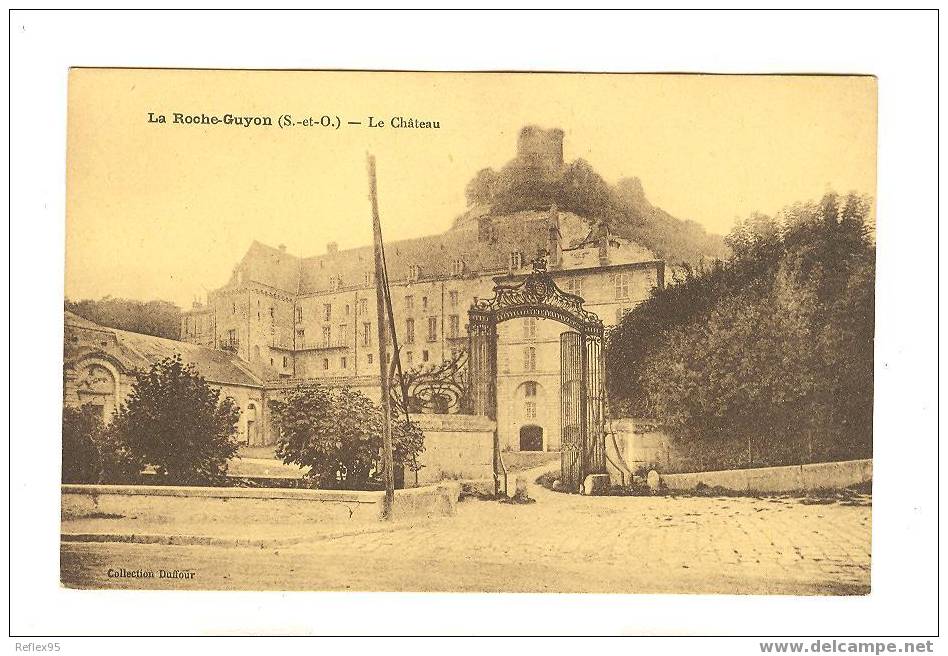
[295,306,303,323]
[367,353,373,365]
[345,304,350,316]
[422,296,429,312]
[616,306,632,323]
[449,290,459,308]
[614,272,631,300]
[282,355,288,368]
[232,302,237,315]
[564,276,584,298]
[405,295,414,312]
[270,307,275,319]
[449,315,460,338]
[427,317,438,342]
[524,346,537,372]
[524,381,538,397]
[227,328,237,343]
[422,350,430,363]
[525,401,537,419]
[363,271,371,285]
[358,298,368,315]
[338,324,348,346]
[323,303,332,321]
[408,264,421,281]
[322,358,329,370]
[452,259,465,276]
[510,251,523,270]
[523,317,537,340]
[329,275,342,292]
[296,328,305,344]
[405,318,415,344]
[322,326,331,348]
[341,356,347,369]
[362,322,371,347]
[406,351,414,366]
[270,357,274,366]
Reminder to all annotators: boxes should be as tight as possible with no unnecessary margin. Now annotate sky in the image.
[66,70,877,307]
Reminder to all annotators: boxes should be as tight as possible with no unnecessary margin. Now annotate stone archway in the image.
[72,357,123,422]
[468,256,606,492]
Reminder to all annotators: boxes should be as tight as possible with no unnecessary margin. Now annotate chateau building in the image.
[179,128,665,452]
[63,311,266,445]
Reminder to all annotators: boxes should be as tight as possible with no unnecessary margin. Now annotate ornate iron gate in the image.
[469,256,606,493]
[560,331,584,488]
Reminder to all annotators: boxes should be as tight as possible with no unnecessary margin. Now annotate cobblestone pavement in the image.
[60,471,871,595]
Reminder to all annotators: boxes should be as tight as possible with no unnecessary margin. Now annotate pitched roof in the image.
[236,241,302,294]
[234,210,586,296]
[64,311,263,388]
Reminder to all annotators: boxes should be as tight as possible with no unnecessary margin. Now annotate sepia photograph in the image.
[60,69,876,595]
[7,7,939,642]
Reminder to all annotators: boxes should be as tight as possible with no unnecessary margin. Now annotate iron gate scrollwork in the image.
[391,349,471,415]
[468,255,607,493]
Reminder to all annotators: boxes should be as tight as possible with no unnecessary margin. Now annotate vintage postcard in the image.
[61,69,876,595]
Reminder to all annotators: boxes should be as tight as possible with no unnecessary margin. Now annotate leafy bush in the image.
[606,192,874,470]
[107,355,241,484]
[271,383,425,490]
[62,406,103,483]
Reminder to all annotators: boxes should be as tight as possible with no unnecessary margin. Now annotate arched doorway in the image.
[520,425,543,451]
[468,255,606,492]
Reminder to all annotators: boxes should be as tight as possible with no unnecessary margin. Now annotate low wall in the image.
[658,459,873,493]
[62,481,461,524]
[410,414,495,486]
[607,418,678,472]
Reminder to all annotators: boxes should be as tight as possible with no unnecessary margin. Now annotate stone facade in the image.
[167,129,668,452]
[63,311,269,446]
[180,232,662,451]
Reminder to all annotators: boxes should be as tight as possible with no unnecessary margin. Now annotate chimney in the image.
[326,241,338,254]
[599,227,611,267]
[547,204,562,267]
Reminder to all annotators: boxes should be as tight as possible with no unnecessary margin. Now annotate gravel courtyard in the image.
[61,469,871,595]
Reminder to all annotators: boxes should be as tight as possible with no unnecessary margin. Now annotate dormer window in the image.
[408,264,421,282]
[452,259,465,277]
[329,275,342,292]
[510,251,523,270]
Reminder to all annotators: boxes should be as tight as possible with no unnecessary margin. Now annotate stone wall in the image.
[607,418,678,474]
[409,414,495,485]
[658,459,873,494]
[62,481,462,524]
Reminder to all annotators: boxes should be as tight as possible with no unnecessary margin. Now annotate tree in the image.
[108,355,240,484]
[65,296,183,339]
[606,192,874,471]
[270,383,425,490]
[62,406,103,484]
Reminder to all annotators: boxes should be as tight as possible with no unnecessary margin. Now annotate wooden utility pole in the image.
[367,154,396,520]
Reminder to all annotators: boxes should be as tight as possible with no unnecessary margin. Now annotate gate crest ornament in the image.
[469,256,604,336]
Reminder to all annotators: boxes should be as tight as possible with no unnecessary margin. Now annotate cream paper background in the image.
[8,8,938,641]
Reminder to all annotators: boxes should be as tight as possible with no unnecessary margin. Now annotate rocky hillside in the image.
[454,152,729,266]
